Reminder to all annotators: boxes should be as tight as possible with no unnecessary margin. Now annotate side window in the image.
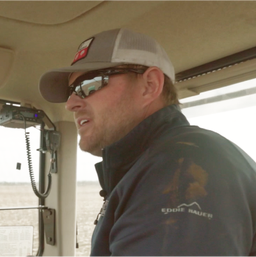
[181,78,256,162]
[0,103,58,256]
[0,125,40,256]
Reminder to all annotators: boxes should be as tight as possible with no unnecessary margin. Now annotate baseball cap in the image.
[39,28,175,103]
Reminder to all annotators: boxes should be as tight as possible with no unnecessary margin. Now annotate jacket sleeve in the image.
[109,142,256,256]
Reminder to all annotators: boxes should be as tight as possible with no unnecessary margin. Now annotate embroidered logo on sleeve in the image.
[71,37,94,65]
[161,201,213,220]
[161,158,213,220]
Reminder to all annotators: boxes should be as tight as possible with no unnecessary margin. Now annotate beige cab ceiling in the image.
[0,1,103,25]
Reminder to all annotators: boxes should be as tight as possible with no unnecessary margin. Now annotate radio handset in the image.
[45,131,61,174]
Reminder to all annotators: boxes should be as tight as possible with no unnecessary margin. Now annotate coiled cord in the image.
[25,131,52,199]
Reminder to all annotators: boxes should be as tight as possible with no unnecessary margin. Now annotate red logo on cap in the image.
[71,37,94,65]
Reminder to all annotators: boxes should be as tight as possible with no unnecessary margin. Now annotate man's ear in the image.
[141,66,165,104]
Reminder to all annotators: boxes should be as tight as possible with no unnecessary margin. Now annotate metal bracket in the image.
[43,208,56,245]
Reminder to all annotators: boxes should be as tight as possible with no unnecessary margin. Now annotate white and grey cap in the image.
[39,28,175,103]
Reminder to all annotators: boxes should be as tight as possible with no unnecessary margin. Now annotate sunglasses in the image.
[68,68,147,100]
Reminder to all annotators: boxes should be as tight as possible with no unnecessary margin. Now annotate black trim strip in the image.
[176,46,256,82]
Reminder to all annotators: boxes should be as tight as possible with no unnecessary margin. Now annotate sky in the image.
[0,78,256,182]
[0,126,41,183]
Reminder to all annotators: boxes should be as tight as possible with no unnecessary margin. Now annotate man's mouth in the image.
[80,119,89,126]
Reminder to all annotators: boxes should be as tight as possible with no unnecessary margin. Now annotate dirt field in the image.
[0,182,102,256]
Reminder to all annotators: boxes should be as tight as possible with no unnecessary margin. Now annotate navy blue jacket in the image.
[91,105,256,256]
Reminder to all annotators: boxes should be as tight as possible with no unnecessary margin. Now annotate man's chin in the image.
[79,140,102,157]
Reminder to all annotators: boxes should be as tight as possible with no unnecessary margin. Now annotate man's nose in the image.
[65,93,85,112]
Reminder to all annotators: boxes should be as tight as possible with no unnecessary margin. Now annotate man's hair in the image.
[162,75,180,106]
[118,64,180,106]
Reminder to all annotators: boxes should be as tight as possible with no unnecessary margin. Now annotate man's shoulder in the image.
[143,125,256,177]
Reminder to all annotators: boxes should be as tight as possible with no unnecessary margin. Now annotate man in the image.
[39,28,256,255]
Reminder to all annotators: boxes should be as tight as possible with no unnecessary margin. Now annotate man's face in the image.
[66,70,143,156]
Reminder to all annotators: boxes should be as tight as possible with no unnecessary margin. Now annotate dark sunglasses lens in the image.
[69,76,105,99]
[76,85,86,98]
[80,77,102,96]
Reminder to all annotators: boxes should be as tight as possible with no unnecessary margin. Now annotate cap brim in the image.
[39,62,120,103]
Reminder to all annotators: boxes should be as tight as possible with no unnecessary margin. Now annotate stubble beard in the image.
[79,94,139,156]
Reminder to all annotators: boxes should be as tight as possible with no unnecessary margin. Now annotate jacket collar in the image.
[95,104,189,195]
